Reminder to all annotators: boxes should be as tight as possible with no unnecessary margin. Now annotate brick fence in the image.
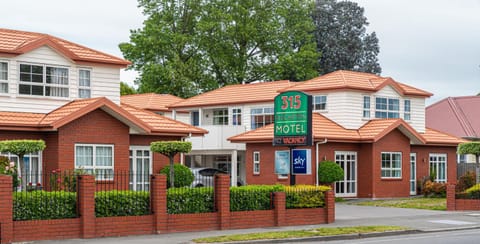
[446,183,480,211]
[0,174,334,243]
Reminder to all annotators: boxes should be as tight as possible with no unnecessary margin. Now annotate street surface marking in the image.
[428,220,476,225]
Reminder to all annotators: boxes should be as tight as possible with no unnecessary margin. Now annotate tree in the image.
[312,0,381,75]
[458,142,480,183]
[150,141,192,188]
[0,139,46,188]
[120,0,319,97]
[120,82,137,95]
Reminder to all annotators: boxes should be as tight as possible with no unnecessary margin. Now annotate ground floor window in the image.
[381,152,402,178]
[253,151,260,174]
[429,153,447,183]
[75,144,114,180]
[0,152,41,185]
[129,147,151,191]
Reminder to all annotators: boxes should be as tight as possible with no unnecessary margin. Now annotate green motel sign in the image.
[273,91,312,146]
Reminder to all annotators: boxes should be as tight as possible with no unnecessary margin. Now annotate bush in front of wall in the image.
[95,190,150,217]
[422,180,446,198]
[285,185,331,209]
[456,171,476,193]
[159,163,194,188]
[230,185,284,211]
[13,191,77,220]
[318,160,344,184]
[167,187,214,214]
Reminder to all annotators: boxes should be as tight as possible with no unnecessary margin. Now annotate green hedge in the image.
[285,185,330,208]
[230,185,284,211]
[95,190,150,217]
[13,191,77,220]
[167,187,214,214]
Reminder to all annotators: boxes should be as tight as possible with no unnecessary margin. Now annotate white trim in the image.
[74,143,114,180]
[334,151,357,197]
[312,95,327,112]
[380,152,402,179]
[429,153,447,183]
[253,151,260,175]
[129,146,152,191]
[18,62,70,98]
[410,153,417,195]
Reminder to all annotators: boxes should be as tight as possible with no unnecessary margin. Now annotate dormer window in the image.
[79,69,91,98]
[313,95,327,111]
[19,63,69,97]
[375,97,399,118]
[0,61,8,93]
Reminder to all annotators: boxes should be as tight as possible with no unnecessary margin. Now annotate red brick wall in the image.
[371,129,411,198]
[58,109,130,171]
[411,145,457,185]
[167,213,219,232]
[13,219,81,242]
[357,143,373,198]
[96,216,154,237]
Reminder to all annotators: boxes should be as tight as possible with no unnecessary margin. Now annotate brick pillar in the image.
[273,192,286,226]
[325,190,335,223]
[446,184,456,211]
[0,175,13,244]
[151,174,167,233]
[215,174,230,230]
[78,175,95,238]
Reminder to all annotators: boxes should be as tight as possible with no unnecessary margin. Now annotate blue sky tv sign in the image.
[292,149,311,175]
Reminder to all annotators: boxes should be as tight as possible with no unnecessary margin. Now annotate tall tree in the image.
[312,0,381,74]
[120,82,137,95]
[120,0,319,97]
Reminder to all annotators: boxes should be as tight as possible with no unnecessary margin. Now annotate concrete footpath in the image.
[32,203,480,244]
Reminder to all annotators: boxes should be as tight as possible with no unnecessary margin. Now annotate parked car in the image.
[190,167,243,187]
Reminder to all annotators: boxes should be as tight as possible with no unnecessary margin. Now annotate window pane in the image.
[46,87,68,97]
[96,146,112,166]
[0,62,7,80]
[79,89,91,98]
[32,85,44,95]
[0,83,8,93]
[76,146,93,166]
[79,70,91,87]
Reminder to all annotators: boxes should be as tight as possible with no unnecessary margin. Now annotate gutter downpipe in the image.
[316,138,328,186]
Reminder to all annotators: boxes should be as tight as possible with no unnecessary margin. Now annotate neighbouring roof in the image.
[170,80,295,109]
[121,93,185,112]
[282,70,433,97]
[228,113,462,146]
[0,28,130,67]
[426,96,480,140]
[0,97,206,136]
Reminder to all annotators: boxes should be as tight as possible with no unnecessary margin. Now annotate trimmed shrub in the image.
[456,171,476,193]
[230,185,284,211]
[167,187,214,214]
[160,163,194,188]
[285,185,330,209]
[95,190,150,217]
[422,180,446,198]
[318,160,344,184]
[13,191,77,220]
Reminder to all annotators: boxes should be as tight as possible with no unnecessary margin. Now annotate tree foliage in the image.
[458,142,480,158]
[150,141,192,187]
[0,139,46,156]
[318,160,344,184]
[312,0,381,74]
[120,0,319,98]
[120,82,137,95]
[159,163,194,188]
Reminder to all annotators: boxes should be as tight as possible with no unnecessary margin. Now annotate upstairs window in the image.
[251,107,274,129]
[363,96,370,118]
[232,108,242,125]
[213,108,228,125]
[191,111,199,126]
[313,95,327,111]
[375,97,399,118]
[0,61,8,93]
[79,69,91,98]
[404,99,411,120]
[19,64,69,97]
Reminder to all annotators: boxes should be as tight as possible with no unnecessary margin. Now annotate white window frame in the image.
[0,61,8,93]
[129,146,152,191]
[250,107,274,129]
[0,151,42,186]
[313,95,327,111]
[253,151,260,175]
[18,63,69,98]
[429,153,447,183]
[363,96,370,118]
[78,68,91,98]
[213,108,229,125]
[232,108,242,125]
[375,96,400,118]
[404,99,411,121]
[381,152,402,179]
[75,144,114,180]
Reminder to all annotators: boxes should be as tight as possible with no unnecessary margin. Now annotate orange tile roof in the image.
[0,28,130,67]
[121,93,185,112]
[0,97,206,136]
[421,128,467,146]
[229,113,461,146]
[170,80,295,108]
[282,70,432,97]
[120,104,207,136]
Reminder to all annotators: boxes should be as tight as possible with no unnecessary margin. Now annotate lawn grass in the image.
[348,197,446,211]
[192,226,408,243]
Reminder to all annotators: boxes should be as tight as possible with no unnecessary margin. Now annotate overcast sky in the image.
[1,0,479,105]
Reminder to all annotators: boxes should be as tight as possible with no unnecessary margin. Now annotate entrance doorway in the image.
[410,153,417,195]
[129,146,151,191]
[335,151,357,197]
